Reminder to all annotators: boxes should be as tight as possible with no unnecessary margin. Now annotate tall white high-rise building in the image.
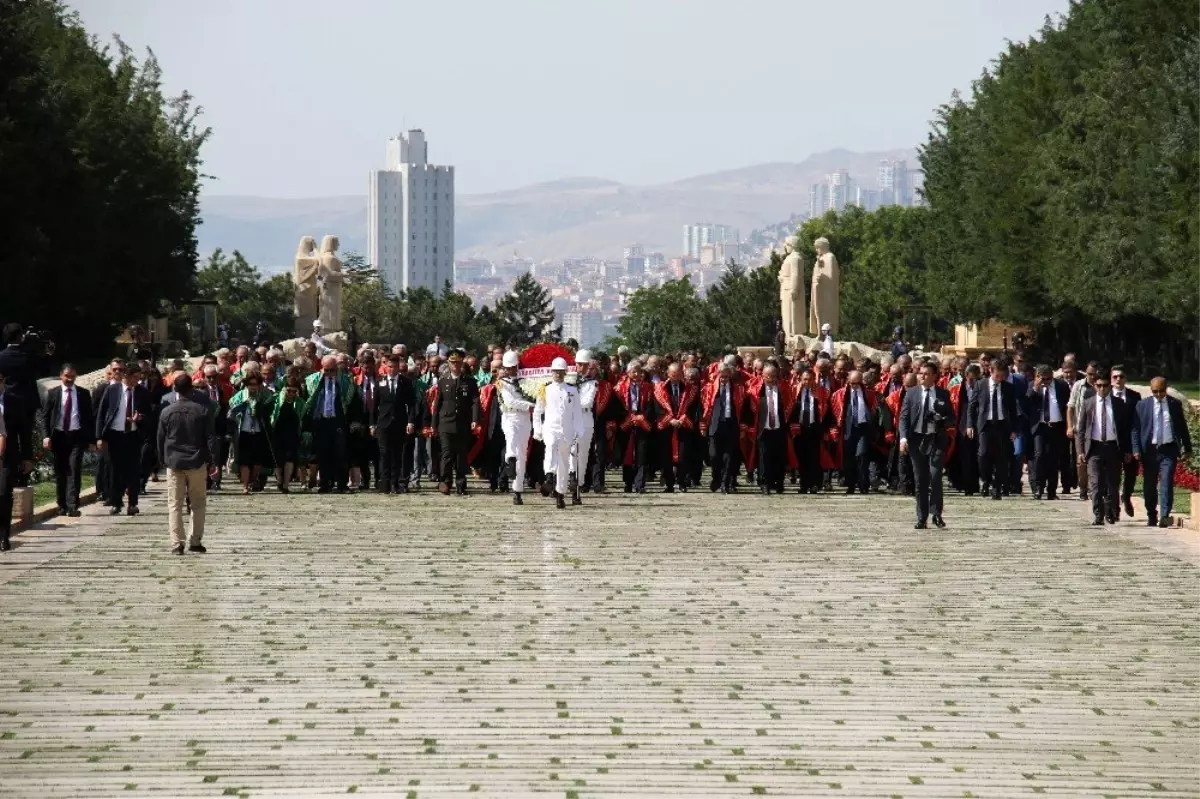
[682,223,739,258]
[808,183,829,218]
[877,159,911,207]
[367,129,455,294]
[561,310,605,348]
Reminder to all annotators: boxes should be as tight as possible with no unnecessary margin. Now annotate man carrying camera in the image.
[899,361,953,530]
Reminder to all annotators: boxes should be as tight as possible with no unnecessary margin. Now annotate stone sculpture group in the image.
[778,235,840,342]
[293,235,344,336]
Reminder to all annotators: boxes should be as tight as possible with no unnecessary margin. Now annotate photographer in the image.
[0,369,34,551]
[898,361,953,530]
[0,323,55,424]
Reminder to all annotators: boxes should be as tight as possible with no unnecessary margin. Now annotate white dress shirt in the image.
[109,386,137,432]
[58,384,81,432]
[986,379,1005,421]
[848,387,868,425]
[800,388,815,425]
[1040,384,1062,423]
[1151,397,1174,445]
[1090,395,1116,442]
[763,385,779,430]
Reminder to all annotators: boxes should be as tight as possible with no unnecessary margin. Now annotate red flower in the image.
[518,343,574,370]
[1174,460,1200,491]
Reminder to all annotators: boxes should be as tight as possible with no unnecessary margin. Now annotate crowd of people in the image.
[0,328,1193,553]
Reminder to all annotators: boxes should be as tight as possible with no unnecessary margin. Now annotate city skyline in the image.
[70,0,1070,199]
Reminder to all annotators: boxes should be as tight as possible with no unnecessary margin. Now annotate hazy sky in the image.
[70,0,1068,199]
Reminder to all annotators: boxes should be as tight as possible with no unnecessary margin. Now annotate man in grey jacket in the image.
[157,375,212,555]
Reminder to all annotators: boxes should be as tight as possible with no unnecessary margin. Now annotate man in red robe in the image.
[616,362,654,493]
[746,363,796,494]
[653,363,699,492]
[830,370,879,494]
[699,363,747,493]
[793,367,830,494]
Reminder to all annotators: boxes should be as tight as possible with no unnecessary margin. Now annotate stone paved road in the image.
[1,484,1197,798]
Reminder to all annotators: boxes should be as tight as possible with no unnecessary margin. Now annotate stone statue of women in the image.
[317,235,345,331]
[777,235,806,340]
[808,236,840,336]
[293,236,320,335]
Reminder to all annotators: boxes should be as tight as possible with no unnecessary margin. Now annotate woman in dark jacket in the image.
[270,376,304,493]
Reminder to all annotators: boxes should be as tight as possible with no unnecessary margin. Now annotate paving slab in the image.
[0,483,1197,798]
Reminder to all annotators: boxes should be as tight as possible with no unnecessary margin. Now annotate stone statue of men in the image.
[293,236,320,336]
[317,234,345,331]
[778,235,806,340]
[808,236,840,336]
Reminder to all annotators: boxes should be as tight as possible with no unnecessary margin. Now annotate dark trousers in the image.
[661,433,690,490]
[482,435,506,490]
[438,429,470,489]
[1086,441,1121,520]
[1142,442,1179,520]
[909,436,944,523]
[1032,422,1065,496]
[954,430,979,494]
[843,423,870,492]
[51,429,87,511]
[0,464,12,540]
[757,428,786,492]
[978,424,1010,498]
[1120,455,1137,503]
[795,427,823,491]
[687,431,705,487]
[620,431,648,492]
[96,449,110,500]
[105,431,141,509]
[708,420,740,490]
[356,435,379,488]
[590,428,609,491]
[377,428,411,491]
[1061,437,1079,492]
[314,418,348,491]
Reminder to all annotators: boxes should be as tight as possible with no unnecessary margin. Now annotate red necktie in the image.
[63,386,73,431]
[124,388,134,431]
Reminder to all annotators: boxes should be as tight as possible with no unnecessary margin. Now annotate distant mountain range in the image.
[198,147,916,271]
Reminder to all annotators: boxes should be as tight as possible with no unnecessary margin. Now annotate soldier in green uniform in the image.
[433,351,480,495]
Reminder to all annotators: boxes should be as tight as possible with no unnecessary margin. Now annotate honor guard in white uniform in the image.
[533,357,584,509]
[497,350,535,505]
[571,349,597,496]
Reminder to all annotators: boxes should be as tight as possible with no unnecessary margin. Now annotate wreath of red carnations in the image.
[515,342,577,401]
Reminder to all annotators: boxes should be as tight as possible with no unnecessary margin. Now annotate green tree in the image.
[0,0,209,361]
[493,273,560,344]
[609,278,708,354]
[194,249,293,344]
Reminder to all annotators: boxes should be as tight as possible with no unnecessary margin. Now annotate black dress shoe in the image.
[914,521,927,530]
[109,507,122,516]
[1091,517,1104,526]
[1046,492,1057,500]
[0,538,11,552]
[555,492,566,510]
[188,544,207,553]
[127,506,140,517]
[1105,515,1117,525]
[67,510,81,518]
[456,486,468,496]
[1123,498,1135,518]
[513,493,523,506]
[1146,516,1158,527]
[991,493,1002,501]
[1158,517,1172,528]
[845,487,856,494]
[171,544,184,555]
[932,516,946,529]
[571,495,582,506]
[1034,492,1043,500]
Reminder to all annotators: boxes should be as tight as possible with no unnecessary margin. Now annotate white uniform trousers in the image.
[570,419,594,478]
[543,433,573,495]
[502,416,531,493]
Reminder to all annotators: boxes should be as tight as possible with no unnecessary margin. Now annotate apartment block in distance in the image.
[367,129,455,293]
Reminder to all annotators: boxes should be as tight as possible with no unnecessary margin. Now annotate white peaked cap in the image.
[313,320,323,329]
[551,357,568,371]
[502,351,520,368]
[821,323,831,333]
[575,349,592,364]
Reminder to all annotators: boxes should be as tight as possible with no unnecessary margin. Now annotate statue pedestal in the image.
[280,331,348,361]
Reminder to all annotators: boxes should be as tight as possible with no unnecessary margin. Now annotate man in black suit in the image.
[303,355,358,494]
[793,368,827,494]
[94,361,153,516]
[372,353,418,494]
[1027,364,1070,500]
[751,364,791,495]
[0,369,35,550]
[42,363,94,517]
[1132,377,1194,527]
[899,362,952,529]
[1075,373,1133,525]
[433,351,480,495]
[1109,366,1141,518]
[952,364,982,495]
[967,361,1018,500]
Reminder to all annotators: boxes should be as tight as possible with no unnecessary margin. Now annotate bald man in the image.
[1133,377,1193,527]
